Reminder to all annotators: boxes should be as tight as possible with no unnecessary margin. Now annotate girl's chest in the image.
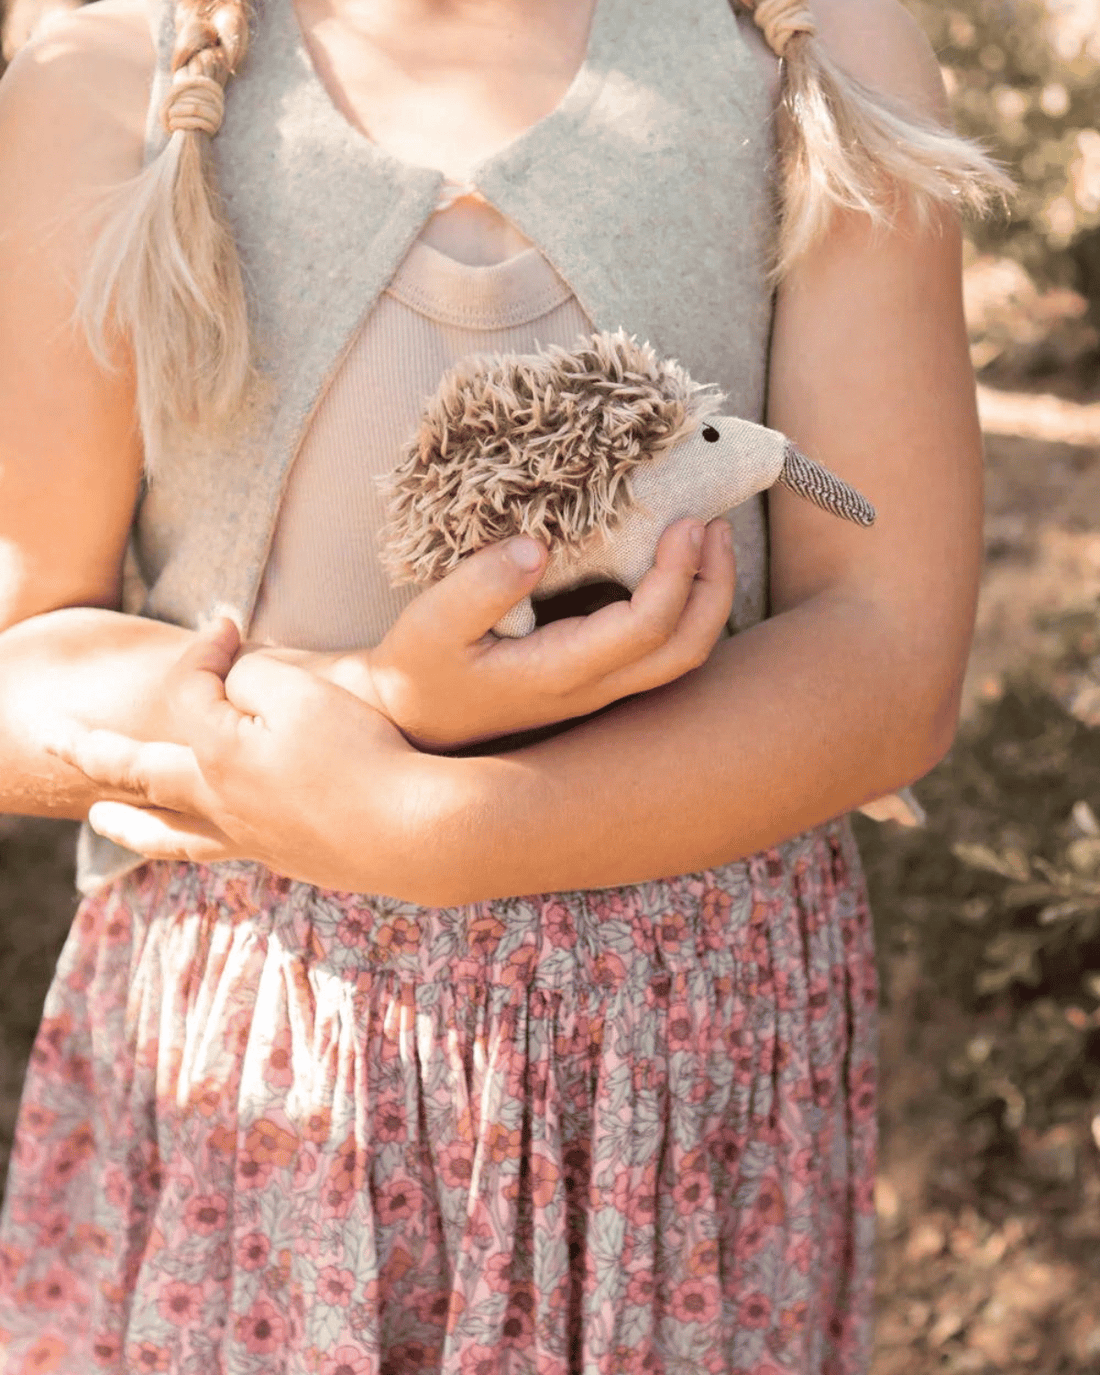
[289,0,599,178]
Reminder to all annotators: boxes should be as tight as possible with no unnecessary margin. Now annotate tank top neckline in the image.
[285,0,609,186]
[385,241,574,329]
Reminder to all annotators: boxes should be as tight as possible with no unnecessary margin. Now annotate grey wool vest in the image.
[81,0,781,891]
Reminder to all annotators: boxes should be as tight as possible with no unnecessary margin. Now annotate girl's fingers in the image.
[392,537,549,653]
[47,728,209,813]
[598,517,736,697]
[87,801,238,864]
[522,519,708,693]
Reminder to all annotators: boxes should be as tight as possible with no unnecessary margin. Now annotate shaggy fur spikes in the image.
[379,330,720,586]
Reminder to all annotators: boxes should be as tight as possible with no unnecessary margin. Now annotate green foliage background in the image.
[906,0,1100,304]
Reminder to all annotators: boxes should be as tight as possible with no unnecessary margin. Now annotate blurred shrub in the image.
[905,0,1100,309]
[859,609,1100,1202]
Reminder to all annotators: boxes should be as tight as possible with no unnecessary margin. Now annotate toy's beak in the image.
[778,442,876,526]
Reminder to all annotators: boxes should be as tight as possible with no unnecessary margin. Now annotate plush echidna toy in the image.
[379,330,875,639]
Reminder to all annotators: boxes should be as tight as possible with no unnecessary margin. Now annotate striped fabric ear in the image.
[778,443,876,526]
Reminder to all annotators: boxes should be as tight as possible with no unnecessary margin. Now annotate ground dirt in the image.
[0,256,1098,1371]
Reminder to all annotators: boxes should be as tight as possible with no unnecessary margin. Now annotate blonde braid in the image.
[79,0,253,468]
[738,0,1012,276]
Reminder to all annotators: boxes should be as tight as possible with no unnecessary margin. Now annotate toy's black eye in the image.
[701,424,720,443]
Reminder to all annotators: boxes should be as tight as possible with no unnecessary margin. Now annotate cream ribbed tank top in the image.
[249,230,594,650]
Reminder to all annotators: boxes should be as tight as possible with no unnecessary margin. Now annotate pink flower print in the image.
[467,912,506,958]
[499,943,537,989]
[321,1141,361,1219]
[0,1242,26,1287]
[24,1264,78,1311]
[482,1250,512,1294]
[610,1171,656,1228]
[415,1284,452,1329]
[126,1343,170,1373]
[669,1276,720,1325]
[236,1297,287,1354]
[35,1214,69,1249]
[659,908,692,955]
[235,1146,273,1192]
[385,1245,418,1288]
[501,1295,534,1345]
[437,1139,474,1192]
[207,1122,237,1156]
[667,1007,695,1052]
[700,884,732,940]
[17,1336,68,1374]
[91,1333,122,1366]
[753,1176,786,1229]
[599,1348,639,1375]
[101,910,130,944]
[542,900,577,949]
[46,1122,95,1192]
[590,889,638,923]
[383,1343,437,1375]
[301,1106,332,1144]
[737,1291,772,1329]
[264,1028,295,1089]
[317,1266,356,1308]
[377,1174,421,1227]
[373,916,419,957]
[373,1099,406,1144]
[778,1299,809,1341]
[245,1117,299,1170]
[156,1278,205,1327]
[460,1345,499,1375]
[18,1103,57,1138]
[188,1078,224,1119]
[689,1237,719,1277]
[337,912,373,949]
[805,972,831,1021]
[592,949,626,990]
[72,1222,112,1257]
[485,1121,522,1165]
[235,1232,270,1272]
[184,1192,228,1236]
[671,1155,708,1216]
[322,1348,374,1375]
[529,1149,560,1209]
[625,1269,655,1306]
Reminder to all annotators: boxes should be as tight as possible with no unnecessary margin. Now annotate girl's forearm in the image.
[0,607,194,818]
[417,592,963,904]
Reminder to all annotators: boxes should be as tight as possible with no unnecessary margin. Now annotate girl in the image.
[0,0,1004,1369]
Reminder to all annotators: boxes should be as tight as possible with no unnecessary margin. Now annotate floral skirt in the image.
[0,820,877,1375]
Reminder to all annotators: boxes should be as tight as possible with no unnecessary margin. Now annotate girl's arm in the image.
[0,3,203,820]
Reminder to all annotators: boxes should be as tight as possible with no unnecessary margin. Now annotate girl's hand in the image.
[313,515,735,750]
[47,621,441,893]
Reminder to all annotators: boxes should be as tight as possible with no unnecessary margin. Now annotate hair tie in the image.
[751,0,816,57]
[162,72,226,137]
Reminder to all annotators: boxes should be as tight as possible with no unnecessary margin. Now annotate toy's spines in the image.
[378,330,723,585]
